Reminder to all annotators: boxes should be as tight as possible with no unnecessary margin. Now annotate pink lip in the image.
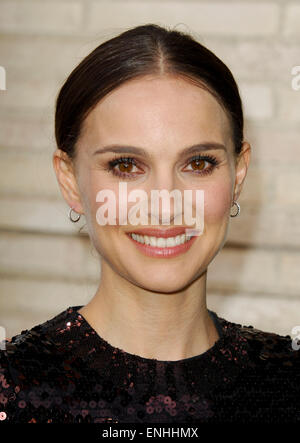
[126,226,191,238]
[126,231,197,258]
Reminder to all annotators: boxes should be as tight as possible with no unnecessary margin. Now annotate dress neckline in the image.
[65,305,239,367]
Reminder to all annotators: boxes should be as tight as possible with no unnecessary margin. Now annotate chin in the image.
[131,274,196,294]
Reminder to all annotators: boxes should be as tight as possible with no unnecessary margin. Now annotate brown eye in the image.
[107,156,140,179]
[183,154,219,176]
[118,161,134,173]
[190,159,206,171]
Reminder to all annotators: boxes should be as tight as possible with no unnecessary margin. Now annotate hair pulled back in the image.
[55,24,244,160]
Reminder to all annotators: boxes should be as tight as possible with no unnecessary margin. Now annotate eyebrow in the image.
[92,142,226,159]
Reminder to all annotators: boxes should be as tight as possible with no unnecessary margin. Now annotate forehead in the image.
[80,75,233,153]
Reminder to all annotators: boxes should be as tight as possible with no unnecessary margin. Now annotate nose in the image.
[145,170,182,226]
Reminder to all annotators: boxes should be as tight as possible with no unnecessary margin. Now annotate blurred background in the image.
[0,0,300,338]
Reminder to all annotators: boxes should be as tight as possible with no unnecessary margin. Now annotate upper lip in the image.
[126,227,191,238]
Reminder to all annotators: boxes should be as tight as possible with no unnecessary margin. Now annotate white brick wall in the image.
[239,83,274,120]
[0,150,58,197]
[0,1,83,34]
[0,231,99,282]
[86,2,280,37]
[278,86,300,122]
[0,0,299,336]
[283,3,300,36]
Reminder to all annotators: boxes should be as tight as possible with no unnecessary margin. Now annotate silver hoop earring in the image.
[68,207,81,223]
[230,200,240,217]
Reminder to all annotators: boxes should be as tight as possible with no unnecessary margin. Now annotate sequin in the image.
[0,305,299,423]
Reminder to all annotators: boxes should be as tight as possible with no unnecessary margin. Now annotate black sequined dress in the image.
[0,306,299,423]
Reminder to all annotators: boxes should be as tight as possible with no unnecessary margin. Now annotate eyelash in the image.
[105,154,219,179]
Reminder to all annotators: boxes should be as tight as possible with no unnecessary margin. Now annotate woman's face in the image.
[60,75,249,293]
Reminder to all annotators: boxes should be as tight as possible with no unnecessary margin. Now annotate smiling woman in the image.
[0,24,299,424]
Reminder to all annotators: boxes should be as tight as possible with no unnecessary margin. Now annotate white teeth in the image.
[166,237,176,247]
[144,235,151,245]
[157,237,166,247]
[129,232,193,248]
[149,236,156,247]
[137,234,144,244]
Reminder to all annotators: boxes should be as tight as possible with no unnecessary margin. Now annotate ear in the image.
[233,141,251,202]
[52,148,84,214]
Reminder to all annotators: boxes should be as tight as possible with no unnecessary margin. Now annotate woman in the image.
[0,24,299,424]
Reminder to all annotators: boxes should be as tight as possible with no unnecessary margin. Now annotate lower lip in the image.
[126,234,197,258]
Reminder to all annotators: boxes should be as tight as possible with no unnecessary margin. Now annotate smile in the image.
[126,229,197,258]
[129,232,193,247]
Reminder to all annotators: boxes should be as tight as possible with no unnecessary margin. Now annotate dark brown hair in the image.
[55,24,244,160]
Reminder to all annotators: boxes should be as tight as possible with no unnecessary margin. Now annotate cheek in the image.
[79,172,118,231]
[203,180,232,222]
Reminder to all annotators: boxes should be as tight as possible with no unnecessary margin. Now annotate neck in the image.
[78,263,219,361]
